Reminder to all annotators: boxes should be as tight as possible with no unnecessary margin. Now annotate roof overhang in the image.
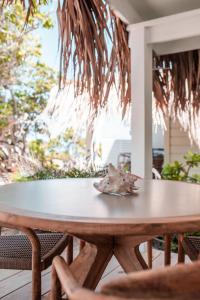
[109,0,200,24]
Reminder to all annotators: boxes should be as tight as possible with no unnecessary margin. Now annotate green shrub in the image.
[155,152,200,251]
[14,167,104,182]
[161,151,200,183]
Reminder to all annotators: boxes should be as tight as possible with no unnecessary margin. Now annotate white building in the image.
[109,0,200,177]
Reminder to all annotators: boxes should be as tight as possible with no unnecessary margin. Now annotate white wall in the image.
[164,118,200,173]
[102,127,164,167]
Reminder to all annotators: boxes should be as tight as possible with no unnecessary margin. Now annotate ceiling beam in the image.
[128,8,200,55]
[147,12,200,44]
[128,8,200,30]
[109,0,143,24]
[154,36,200,55]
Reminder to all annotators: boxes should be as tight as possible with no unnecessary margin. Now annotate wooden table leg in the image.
[79,240,86,251]
[70,237,113,290]
[83,243,113,289]
[68,234,154,290]
[114,235,155,272]
[114,244,148,272]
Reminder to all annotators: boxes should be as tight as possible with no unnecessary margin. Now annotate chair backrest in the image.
[100,260,200,299]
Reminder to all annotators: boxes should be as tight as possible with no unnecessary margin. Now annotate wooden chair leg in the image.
[147,240,153,268]
[67,236,73,265]
[178,234,185,263]
[164,234,171,266]
[23,228,41,300]
[50,264,62,300]
[32,255,41,300]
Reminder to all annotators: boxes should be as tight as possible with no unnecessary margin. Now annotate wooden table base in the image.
[70,235,153,290]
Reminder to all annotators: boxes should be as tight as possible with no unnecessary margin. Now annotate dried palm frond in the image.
[154,50,200,115]
[112,13,131,116]
[1,0,130,112]
[57,0,130,112]
[153,50,200,147]
[1,0,200,124]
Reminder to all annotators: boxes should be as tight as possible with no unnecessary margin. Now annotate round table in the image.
[0,178,199,289]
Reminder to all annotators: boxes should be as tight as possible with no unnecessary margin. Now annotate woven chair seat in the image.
[0,233,68,270]
[182,236,200,261]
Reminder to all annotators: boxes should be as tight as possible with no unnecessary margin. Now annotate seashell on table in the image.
[93,164,140,196]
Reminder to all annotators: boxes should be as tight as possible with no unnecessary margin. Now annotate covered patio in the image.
[0,1,200,300]
[110,0,200,178]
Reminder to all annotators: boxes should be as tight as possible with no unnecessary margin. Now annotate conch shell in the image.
[94,164,139,195]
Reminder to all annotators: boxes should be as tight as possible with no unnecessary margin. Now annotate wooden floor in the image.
[0,244,184,300]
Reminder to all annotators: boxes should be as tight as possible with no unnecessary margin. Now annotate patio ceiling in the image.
[109,0,200,23]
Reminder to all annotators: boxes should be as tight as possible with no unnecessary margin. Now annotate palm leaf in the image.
[56,0,130,112]
[154,50,200,115]
[1,0,200,122]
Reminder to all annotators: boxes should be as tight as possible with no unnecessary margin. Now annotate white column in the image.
[129,26,153,178]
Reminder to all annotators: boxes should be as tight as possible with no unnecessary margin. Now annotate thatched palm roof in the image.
[2,0,200,146]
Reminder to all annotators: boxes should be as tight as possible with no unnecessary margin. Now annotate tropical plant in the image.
[14,166,104,182]
[28,128,88,168]
[0,1,53,87]
[0,2,56,176]
[161,152,200,183]
[156,152,200,251]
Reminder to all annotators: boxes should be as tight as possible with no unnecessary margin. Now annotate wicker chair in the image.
[181,235,200,261]
[0,226,73,300]
[50,256,200,300]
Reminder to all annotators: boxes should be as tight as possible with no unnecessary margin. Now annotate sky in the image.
[34,1,59,70]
